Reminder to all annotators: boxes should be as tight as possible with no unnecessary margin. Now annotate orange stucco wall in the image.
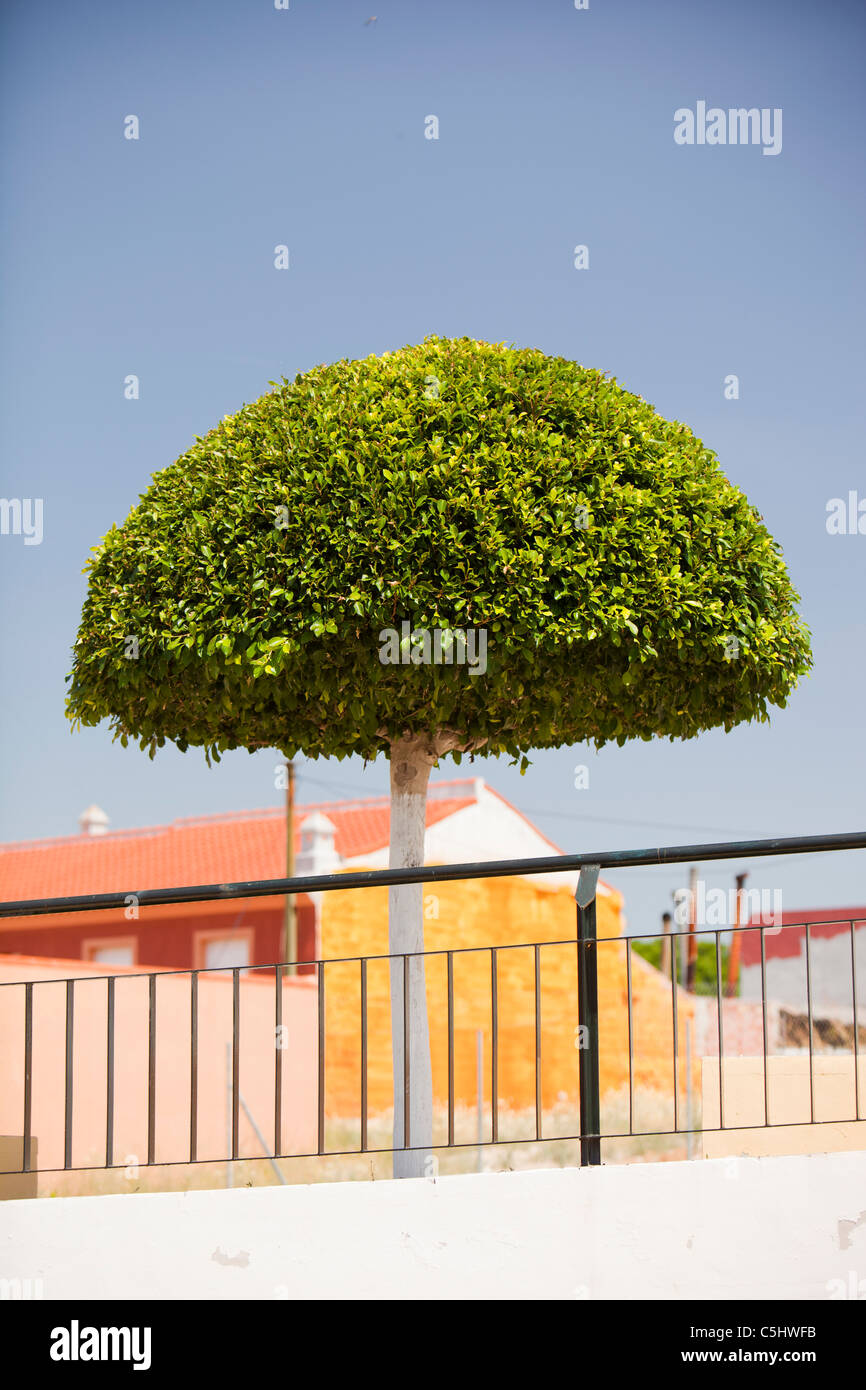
[319,873,694,1117]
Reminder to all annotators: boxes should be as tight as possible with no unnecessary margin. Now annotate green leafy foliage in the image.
[631,938,736,997]
[66,337,811,764]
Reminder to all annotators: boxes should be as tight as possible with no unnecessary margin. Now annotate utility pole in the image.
[685,864,699,992]
[726,871,748,997]
[282,759,297,976]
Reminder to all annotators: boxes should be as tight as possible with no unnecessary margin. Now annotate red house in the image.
[0,778,570,972]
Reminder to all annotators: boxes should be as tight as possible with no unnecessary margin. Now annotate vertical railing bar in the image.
[626,939,634,1137]
[670,929,679,1133]
[64,979,74,1170]
[360,958,368,1153]
[105,976,115,1168]
[576,869,601,1166]
[534,944,542,1143]
[402,953,410,1151]
[805,923,815,1125]
[447,951,455,1149]
[189,972,198,1164]
[317,962,325,1155]
[715,931,725,1130]
[273,964,282,1158]
[231,968,240,1161]
[147,974,156,1166]
[851,922,861,1122]
[491,948,499,1145]
[23,982,33,1174]
[760,928,770,1128]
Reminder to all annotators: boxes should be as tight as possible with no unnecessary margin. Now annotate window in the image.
[83,938,136,966]
[195,931,252,971]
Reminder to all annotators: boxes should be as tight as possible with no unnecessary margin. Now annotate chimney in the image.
[295,812,339,875]
[79,804,109,836]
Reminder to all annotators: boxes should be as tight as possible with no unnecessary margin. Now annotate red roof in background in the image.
[740,908,866,964]
[0,782,478,902]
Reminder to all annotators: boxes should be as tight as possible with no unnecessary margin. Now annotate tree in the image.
[67,336,811,1177]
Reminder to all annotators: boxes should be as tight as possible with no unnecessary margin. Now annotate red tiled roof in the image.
[0,783,478,902]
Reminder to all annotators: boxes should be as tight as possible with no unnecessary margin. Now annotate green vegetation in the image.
[631,937,737,997]
[66,336,811,766]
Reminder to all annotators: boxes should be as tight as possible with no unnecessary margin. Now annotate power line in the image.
[290,767,865,875]
[518,805,738,835]
[294,768,388,799]
[294,765,738,836]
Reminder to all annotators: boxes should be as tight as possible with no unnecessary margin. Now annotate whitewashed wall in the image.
[741,930,866,1017]
[346,779,616,900]
[2,1152,865,1301]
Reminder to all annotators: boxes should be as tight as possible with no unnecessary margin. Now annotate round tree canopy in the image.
[66,337,811,766]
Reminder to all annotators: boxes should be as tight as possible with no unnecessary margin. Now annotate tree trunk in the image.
[388,735,437,1178]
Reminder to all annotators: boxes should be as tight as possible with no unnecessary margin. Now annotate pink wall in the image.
[0,956,319,1178]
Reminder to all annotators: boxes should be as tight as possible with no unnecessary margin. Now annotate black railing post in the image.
[576,864,601,1166]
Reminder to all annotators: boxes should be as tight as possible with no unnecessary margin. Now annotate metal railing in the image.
[1,830,865,1180]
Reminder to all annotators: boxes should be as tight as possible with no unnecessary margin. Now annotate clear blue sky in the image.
[1,0,864,935]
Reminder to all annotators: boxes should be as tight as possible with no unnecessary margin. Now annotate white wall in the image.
[3,1151,865,1301]
[741,930,866,1017]
[345,780,616,899]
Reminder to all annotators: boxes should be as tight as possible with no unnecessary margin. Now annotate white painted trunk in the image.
[388,737,435,1179]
